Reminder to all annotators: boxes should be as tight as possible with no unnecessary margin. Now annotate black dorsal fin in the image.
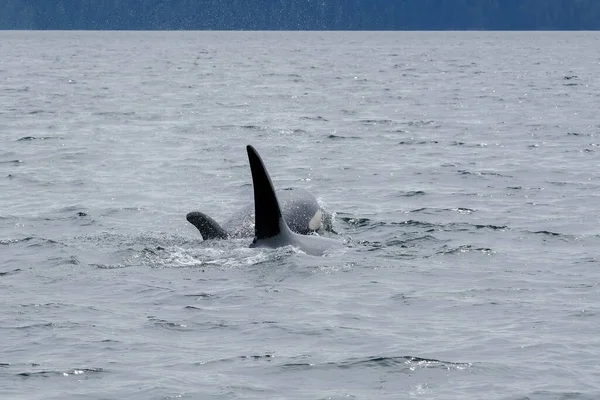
[186,211,229,240]
[247,145,286,240]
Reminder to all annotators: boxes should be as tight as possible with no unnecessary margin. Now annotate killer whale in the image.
[247,145,340,256]
[186,187,326,240]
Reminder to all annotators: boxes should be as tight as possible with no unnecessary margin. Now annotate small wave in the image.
[409,207,475,215]
[239,354,274,361]
[17,367,104,378]
[300,116,328,122]
[531,230,562,237]
[576,257,598,264]
[342,217,507,237]
[415,222,507,232]
[527,230,581,241]
[1,236,64,249]
[403,120,439,127]
[359,119,393,124]
[514,390,595,400]
[282,355,469,371]
[91,263,129,269]
[19,302,69,309]
[57,205,88,213]
[192,354,274,367]
[342,356,468,369]
[385,234,440,247]
[458,169,512,178]
[409,207,440,214]
[12,322,54,330]
[0,268,21,276]
[240,125,265,130]
[546,181,570,187]
[0,237,33,245]
[400,190,426,197]
[338,217,374,228]
[184,293,213,299]
[398,139,440,145]
[327,134,361,140]
[3,87,29,92]
[340,217,438,231]
[472,224,507,231]
[26,110,55,115]
[147,316,191,331]
[437,245,494,255]
[49,255,80,266]
[17,136,63,141]
[215,102,248,108]
[391,219,442,232]
[25,237,64,249]
[279,128,308,135]
[567,132,592,137]
[212,124,237,130]
[454,207,475,214]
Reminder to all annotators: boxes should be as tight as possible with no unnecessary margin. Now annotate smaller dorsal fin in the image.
[186,211,229,240]
[247,145,288,240]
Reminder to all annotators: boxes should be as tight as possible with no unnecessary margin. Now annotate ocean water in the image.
[1,31,599,399]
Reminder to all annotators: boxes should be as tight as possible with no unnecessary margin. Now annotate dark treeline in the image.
[2,0,600,30]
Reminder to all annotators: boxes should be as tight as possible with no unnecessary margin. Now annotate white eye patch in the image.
[308,210,323,231]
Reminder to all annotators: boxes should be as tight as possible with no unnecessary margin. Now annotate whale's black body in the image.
[186,188,324,240]
[246,145,340,256]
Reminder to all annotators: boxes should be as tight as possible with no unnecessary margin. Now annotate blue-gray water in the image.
[1,31,599,399]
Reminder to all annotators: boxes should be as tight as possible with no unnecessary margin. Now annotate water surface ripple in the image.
[1,31,599,399]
